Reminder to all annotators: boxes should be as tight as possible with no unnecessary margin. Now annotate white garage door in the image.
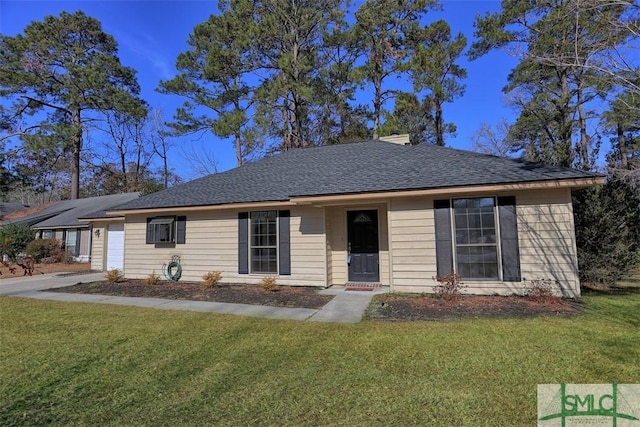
[106,224,125,271]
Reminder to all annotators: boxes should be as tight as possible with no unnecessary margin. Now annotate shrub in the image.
[105,269,123,283]
[259,276,278,292]
[25,239,63,262]
[60,251,75,264]
[0,223,35,261]
[16,255,35,275]
[145,272,161,285]
[432,271,466,301]
[573,179,640,285]
[202,271,223,288]
[523,278,560,302]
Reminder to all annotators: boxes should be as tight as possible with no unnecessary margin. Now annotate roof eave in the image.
[101,177,603,214]
[105,199,296,216]
[32,224,90,230]
[289,176,604,205]
[79,216,126,223]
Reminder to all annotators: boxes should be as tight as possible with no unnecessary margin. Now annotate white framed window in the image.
[65,229,80,257]
[148,217,175,243]
[452,197,500,279]
[250,211,278,274]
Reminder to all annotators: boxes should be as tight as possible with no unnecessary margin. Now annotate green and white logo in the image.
[538,384,640,426]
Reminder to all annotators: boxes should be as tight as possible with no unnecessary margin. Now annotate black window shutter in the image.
[146,218,153,244]
[176,216,186,244]
[498,196,521,281]
[278,210,291,275]
[238,212,249,274]
[434,199,453,277]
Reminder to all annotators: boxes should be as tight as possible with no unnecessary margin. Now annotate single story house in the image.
[89,135,602,296]
[3,193,139,262]
[0,202,31,218]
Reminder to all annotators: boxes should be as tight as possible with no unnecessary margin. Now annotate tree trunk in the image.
[119,150,127,192]
[282,99,292,151]
[289,25,305,149]
[233,96,243,166]
[234,132,243,166]
[435,102,444,146]
[557,70,574,168]
[577,82,590,170]
[163,154,169,188]
[292,91,305,148]
[70,108,82,199]
[372,63,382,138]
[617,122,628,169]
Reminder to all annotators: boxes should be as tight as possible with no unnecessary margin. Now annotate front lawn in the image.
[1,288,639,426]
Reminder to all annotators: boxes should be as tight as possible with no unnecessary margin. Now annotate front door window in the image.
[347,210,379,282]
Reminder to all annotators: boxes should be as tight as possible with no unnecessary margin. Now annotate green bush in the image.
[25,239,63,262]
[0,223,35,261]
[573,179,640,285]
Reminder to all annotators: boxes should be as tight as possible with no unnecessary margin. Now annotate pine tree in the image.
[407,19,466,146]
[0,11,146,198]
[159,1,258,166]
[352,0,437,137]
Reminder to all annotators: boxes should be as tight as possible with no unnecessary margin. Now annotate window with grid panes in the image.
[250,211,278,273]
[452,197,499,279]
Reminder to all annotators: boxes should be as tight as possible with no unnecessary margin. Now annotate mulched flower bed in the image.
[48,279,334,309]
[47,280,584,321]
[364,293,583,321]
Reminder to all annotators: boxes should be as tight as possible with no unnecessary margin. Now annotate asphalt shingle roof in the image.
[0,203,31,218]
[112,140,600,211]
[6,193,139,228]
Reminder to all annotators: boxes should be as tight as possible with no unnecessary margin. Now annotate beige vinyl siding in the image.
[90,223,107,271]
[118,187,580,295]
[516,188,579,296]
[325,203,390,286]
[123,206,327,287]
[389,188,580,296]
[378,206,390,286]
[287,206,326,286]
[388,197,436,293]
[466,189,579,296]
[124,211,236,281]
[325,207,346,285]
[388,189,580,296]
[325,211,333,285]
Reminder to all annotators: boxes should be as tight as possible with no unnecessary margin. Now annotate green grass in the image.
[1,287,639,426]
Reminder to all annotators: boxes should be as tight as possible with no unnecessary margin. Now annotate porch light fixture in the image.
[94,229,100,238]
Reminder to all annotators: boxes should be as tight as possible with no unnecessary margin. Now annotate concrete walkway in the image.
[0,272,387,323]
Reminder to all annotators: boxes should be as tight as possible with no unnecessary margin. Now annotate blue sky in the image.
[1,0,518,180]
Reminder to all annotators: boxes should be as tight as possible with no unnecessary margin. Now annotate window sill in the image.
[152,242,176,249]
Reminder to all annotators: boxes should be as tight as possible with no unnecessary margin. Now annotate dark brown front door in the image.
[347,210,379,282]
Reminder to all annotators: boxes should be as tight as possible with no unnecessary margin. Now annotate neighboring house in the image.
[90,135,602,296]
[3,193,139,262]
[0,202,31,219]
